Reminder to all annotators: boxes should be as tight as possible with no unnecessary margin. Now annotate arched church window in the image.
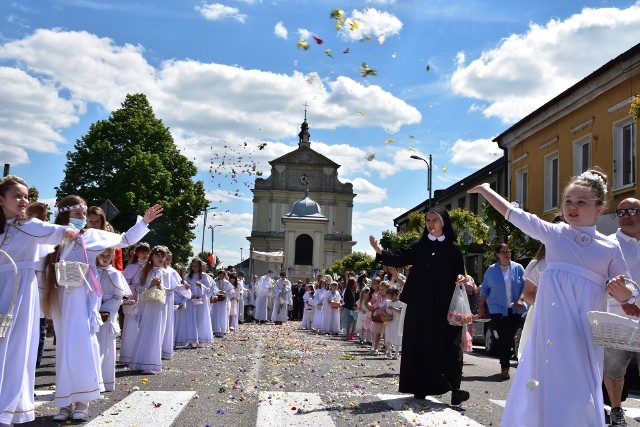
[295,234,313,265]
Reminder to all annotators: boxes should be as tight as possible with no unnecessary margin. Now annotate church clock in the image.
[298,173,310,186]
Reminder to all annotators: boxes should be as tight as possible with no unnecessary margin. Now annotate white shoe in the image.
[52,405,72,421]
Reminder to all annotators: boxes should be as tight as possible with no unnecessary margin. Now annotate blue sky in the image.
[1,0,640,267]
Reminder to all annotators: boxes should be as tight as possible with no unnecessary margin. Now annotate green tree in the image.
[448,208,489,245]
[27,186,39,203]
[379,229,420,251]
[482,204,539,266]
[329,251,378,276]
[57,93,208,263]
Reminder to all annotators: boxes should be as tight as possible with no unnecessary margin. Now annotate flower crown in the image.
[578,171,606,190]
[57,204,87,214]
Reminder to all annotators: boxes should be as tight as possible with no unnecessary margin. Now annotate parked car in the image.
[472,312,527,358]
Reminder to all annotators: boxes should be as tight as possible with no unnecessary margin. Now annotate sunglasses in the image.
[616,208,639,217]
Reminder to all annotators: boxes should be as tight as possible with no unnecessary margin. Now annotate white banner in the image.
[251,250,284,263]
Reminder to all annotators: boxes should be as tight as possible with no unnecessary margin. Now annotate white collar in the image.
[617,229,640,244]
[427,233,445,242]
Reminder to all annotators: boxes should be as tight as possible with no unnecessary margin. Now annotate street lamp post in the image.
[201,206,218,254]
[240,248,243,267]
[208,224,223,254]
[410,154,433,208]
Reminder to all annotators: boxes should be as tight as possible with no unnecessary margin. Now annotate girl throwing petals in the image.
[468,169,633,427]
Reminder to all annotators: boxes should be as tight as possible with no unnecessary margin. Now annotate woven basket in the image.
[587,311,640,351]
[0,249,19,339]
[122,302,138,315]
[141,288,166,305]
[54,260,89,289]
[588,278,640,352]
[330,301,341,309]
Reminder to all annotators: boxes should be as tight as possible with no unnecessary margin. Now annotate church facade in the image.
[247,116,356,280]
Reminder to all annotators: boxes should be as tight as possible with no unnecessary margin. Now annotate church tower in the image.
[248,113,356,280]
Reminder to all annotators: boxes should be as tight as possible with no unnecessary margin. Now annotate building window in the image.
[613,118,636,190]
[544,152,559,211]
[516,167,528,208]
[294,234,313,265]
[469,193,479,214]
[457,196,465,209]
[573,135,591,175]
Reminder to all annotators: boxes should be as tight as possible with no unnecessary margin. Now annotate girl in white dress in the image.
[42,195,162,422]
[355,287,371,344]
[120,243,150,364]
[129,245,169,374]
[469,170,634,427]
[0,176,77,427]
[311,280,326,331]
[300,285,314,329]
[160,249,179,360]
[184,258,214,347]
[96,247,131,392]
[173,271,192,348]
[211,270,232,337]
[321,281,342,334]
[384,287,404,359]
[228,272,240,330]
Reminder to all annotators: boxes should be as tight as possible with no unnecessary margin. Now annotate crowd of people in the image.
[1,167,640,427]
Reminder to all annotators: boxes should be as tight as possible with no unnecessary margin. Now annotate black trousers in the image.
[490,310,520,369]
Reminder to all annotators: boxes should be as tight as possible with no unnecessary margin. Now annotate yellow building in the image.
[495,43,639,234]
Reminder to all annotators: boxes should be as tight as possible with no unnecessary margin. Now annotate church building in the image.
[248,114,356,281]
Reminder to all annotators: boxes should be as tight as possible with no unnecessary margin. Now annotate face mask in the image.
[69,217,87,230]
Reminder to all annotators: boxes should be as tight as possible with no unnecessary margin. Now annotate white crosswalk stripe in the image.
[85,391,195,427]
[34,389,54,407]
[256,391,335,426]
[33,388,496,425]
[378,394,485,426]
[490,399,506,408]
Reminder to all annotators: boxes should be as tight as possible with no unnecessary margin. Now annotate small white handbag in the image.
[54,237,90,292]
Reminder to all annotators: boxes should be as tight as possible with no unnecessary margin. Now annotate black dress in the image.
[377,236,465,396]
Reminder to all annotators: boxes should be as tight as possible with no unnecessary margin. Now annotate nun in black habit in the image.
[369,206,469,405]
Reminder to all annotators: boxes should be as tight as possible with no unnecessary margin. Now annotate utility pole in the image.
[201,206,217,254]
[410,154,433,208]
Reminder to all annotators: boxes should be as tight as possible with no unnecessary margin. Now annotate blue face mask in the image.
[69,217,87,230]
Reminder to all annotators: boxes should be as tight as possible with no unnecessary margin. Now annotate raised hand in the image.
[143,204,164,224]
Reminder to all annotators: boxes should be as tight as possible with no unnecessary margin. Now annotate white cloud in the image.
[0,66,78,164]
[350,178,387,203]
[274,21,288,39]
[365,0,396,4]
[449,138,501,169]
[0,29,155,111]
[340,8,403,42]
[197,3,247,23]
[352,206,406,233]
[450,3,640,123]
[0,29,420,166]
[297,28,311,40]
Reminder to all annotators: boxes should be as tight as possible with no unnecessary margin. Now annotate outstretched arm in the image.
[369,235,382,254]
[468,183,512,217]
